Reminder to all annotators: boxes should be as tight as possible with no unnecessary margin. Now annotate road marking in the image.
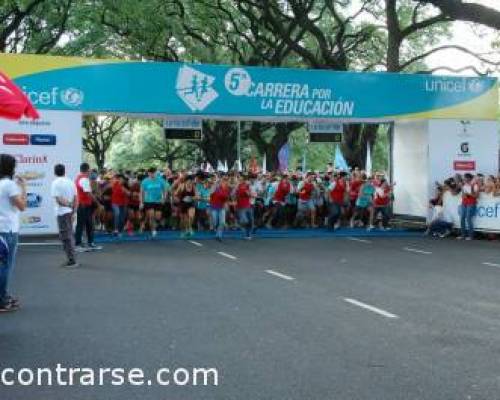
[19,242,60,246]
[483,262,500,268]
[189,241,203,247]
[403,247,432,255]
[343,298,399,319]
[217,251,237,260]
[265,269,295,281]
[346,237,371,244]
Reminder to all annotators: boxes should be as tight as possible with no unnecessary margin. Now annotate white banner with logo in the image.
[428,120,498,186]
[0,110,82,235]
[443,191,500,232]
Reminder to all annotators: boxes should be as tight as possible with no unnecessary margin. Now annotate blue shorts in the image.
[298,199,315,211]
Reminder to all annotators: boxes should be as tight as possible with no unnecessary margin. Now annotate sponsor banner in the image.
[453,160,476,171]
[0,53,497,121]
[0,110,82,235]
[443,192,500,232]
[428,119,498,200]
[3,133,30,145]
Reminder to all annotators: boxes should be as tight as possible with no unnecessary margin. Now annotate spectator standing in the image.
[51,164,79,268]
[75,162,101,251]
[458,173,479,240]
[0,154,26,312]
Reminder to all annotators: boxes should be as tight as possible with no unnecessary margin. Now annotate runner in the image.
[176,175,196,238]
[111,173,129,236]
[195,174,211,231]
[373,176,392,230]
[210,174,231,242]
[235,174,255,239]
[127,174,142,234]
[350,174,375,230]
[51,163,78,268]
[140,167,167,238]
[328,171,347,230]
[296,173,316,228]
[268,173,291,229]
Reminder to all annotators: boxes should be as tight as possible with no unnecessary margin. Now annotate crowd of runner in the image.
[83,164,395,241]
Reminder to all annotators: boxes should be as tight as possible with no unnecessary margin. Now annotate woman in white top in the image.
[0,154,27,313]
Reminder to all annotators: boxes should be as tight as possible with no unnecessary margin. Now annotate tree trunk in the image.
[341,124,378,169]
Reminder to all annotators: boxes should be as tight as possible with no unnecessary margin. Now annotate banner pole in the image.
[237,120,241,170]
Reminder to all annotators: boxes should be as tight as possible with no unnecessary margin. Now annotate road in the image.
[1,236,500,400]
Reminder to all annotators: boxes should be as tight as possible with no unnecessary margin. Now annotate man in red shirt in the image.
[269,174,291,229]
[210,174,231,241]
[236,174,255,239]
[328,171,347,230]
[111,173,129,236]
[75,163,101,250]
[296,173,316,227]
[373,177,392,230]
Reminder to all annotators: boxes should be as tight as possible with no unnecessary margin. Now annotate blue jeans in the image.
[211,208,226,238]
[238,208,254,237]
[112,205,127,232]
[0,232,19,306]
[429,220,453,235]
[460,205,476,238]
[328,203,342,228]
[374,206,390,228]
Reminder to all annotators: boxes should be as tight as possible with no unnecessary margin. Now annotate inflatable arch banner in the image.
[0,53,497,121]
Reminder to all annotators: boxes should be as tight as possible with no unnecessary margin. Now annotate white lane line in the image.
[217,251,237,260]
[19,242,60,246]
[346,237,372,244]
[265,269,295,281]
[344,298,399,319]
[189,240,203,247]
[403,247,432,255]
[483,262,500,268]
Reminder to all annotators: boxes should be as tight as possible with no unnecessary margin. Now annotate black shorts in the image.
[180,202,195,214]
[144,203,162,212]
[103,201,112,212]
[129,204,140,212]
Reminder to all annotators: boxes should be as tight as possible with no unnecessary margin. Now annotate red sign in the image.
[453,160,476,171]
[3,133,29,145]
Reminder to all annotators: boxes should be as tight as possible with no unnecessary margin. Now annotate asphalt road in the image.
[1,235,500,400]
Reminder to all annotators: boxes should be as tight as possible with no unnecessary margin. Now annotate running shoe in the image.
[61,260,80,269]
[0,301,19,313]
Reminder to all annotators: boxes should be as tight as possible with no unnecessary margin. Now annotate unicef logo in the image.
[60,88,84,107]
[468,80,482,93]
[224,68,252,96]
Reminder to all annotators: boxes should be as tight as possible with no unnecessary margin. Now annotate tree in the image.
[417,0,500,30]
[196,120,237,169]
[108,120,197,170]
[83,115,128,170]
[0,0,73,53]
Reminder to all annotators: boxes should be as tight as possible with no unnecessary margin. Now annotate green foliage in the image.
[107,120,198,171]
[1,0,495,169]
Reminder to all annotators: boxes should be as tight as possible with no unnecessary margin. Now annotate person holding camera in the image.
[0,154,27,313]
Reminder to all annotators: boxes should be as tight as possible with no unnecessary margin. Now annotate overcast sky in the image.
[427,0,500,76]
